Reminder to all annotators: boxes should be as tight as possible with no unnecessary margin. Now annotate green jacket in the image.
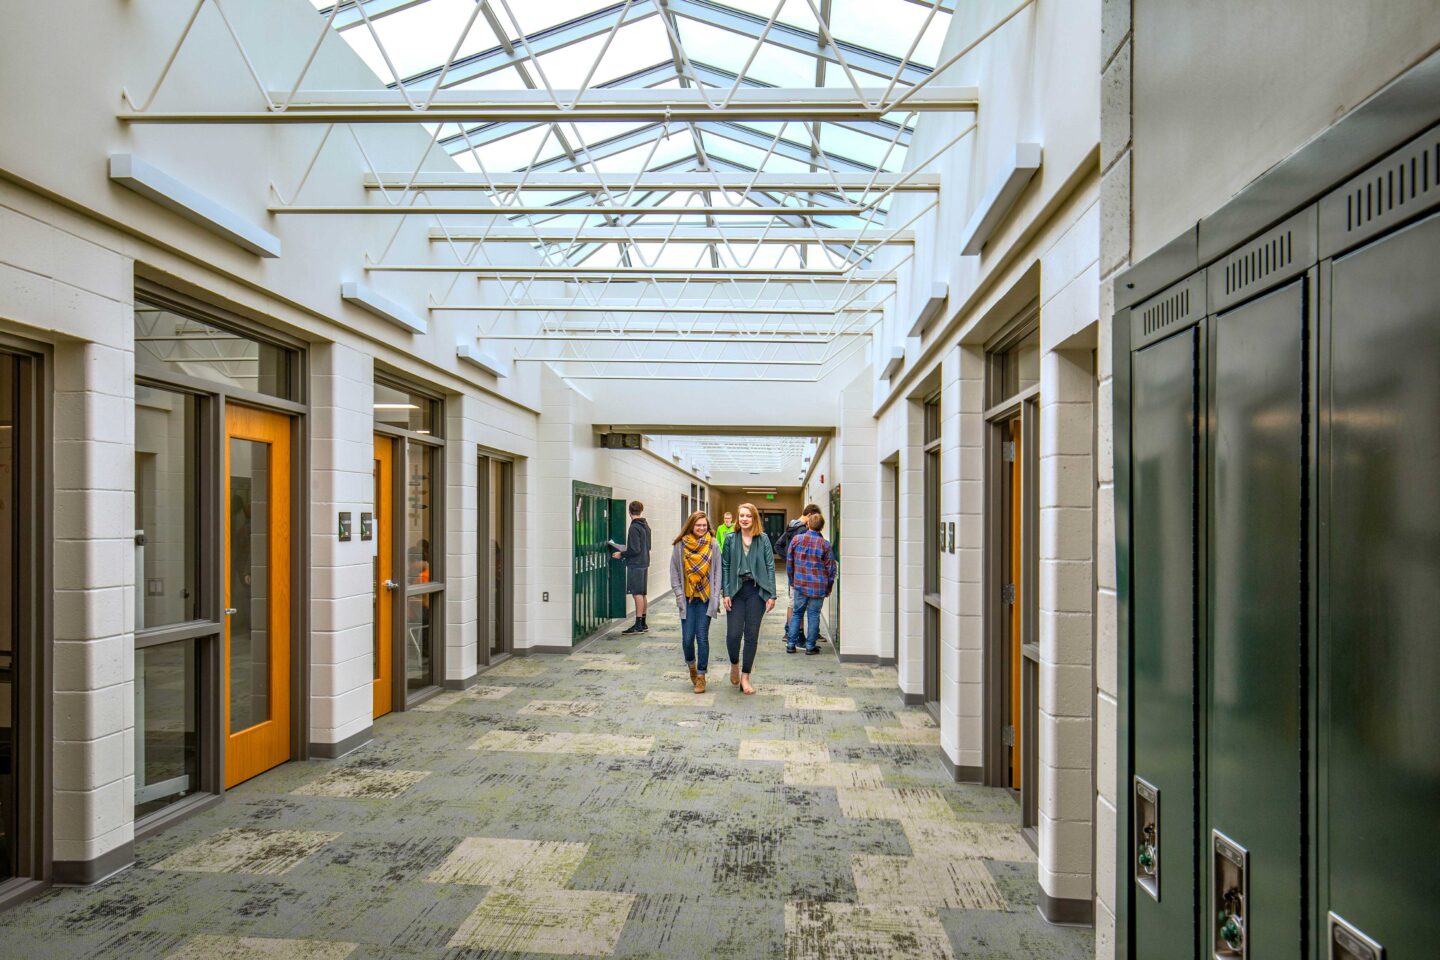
[715,523,734,550]
[721,530,776,601]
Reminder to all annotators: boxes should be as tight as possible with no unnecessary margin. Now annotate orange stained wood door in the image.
[224,405,292,788]
[1008,418,1023,791]
[373,435,395,718]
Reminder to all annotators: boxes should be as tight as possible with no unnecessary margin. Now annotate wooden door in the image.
[1008,418,1023,790]
[373,435,395,717]
[224,405,292,788]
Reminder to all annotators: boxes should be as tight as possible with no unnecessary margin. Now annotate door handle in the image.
[224,607,238,616]
[384,579,400,591]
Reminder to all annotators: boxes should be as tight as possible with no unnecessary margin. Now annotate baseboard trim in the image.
[0,877,48,911]
[1038,891,1095,927]
[444,672,480,691]
[53,840,133,885]
[901,691,924,705]
[940,752,984,784]
[309,726,373,760]
[517,644,578,656]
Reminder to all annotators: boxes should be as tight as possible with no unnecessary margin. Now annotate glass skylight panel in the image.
[333,0,500,81]
[503,0,621,38]
[588,138,697,174]
[831,0,947,66]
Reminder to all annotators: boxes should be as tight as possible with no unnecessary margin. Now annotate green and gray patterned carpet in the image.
[1,595,1092,959]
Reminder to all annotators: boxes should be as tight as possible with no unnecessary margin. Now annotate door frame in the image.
[0,337,51,909]
[477,453,515,666]
[131,282,309,822]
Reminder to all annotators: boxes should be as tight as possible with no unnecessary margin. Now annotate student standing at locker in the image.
[609,500,652,634]
[669,511,722,694]
[721,502,776,695]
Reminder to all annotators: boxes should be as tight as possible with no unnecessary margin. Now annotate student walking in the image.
[776,503,821,645]
[785,511,836,655]
[714,511,735,550]
[669,511,721,693]
[609,500,652,634]
[721,503,776,694]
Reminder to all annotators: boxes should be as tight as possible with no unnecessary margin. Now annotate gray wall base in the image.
[1038,891,1095,927]
[444,673,480,691]
[309,725,373,760]
[53,841,133,886]
[941,752,984,784]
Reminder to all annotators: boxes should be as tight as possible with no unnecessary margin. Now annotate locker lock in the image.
[1138,824,1157,875]
[1218,889,1246,953]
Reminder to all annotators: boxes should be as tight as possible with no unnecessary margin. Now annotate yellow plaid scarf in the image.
[682,534,712,601]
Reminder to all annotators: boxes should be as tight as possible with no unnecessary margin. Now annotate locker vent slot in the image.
[1206,206,1316,312]
[1343,137,1436,233]
[1222,231,1293,298]
[1131,272,1204,348]
[1142,286,1190,337]
[1321,124,1440,257]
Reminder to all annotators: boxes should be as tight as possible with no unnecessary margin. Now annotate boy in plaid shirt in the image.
[785,512,836,655]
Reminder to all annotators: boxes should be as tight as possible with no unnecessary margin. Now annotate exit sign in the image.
[766,493,775,500]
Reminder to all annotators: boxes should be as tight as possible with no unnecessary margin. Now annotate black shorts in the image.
[625,566,648,595]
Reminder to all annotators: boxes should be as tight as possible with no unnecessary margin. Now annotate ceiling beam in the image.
[366,264,896,279]
[426,226,915,243]
[127,88,975,124]
[432,303,883,314]
[270,203,876,216]
[371,172,937,191]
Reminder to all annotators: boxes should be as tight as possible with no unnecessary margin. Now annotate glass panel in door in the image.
[373,435,394,718]
[225,405,291,788]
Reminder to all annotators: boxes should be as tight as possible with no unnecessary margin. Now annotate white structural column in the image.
[446,395,480,684]
[532,368,583,651]
[309,343,374,753]
[1037,349,1097,906]
[52,336,137,875]
[837,373,881,660]
[896,402,925,697]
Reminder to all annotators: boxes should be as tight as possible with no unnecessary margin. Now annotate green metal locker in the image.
[1318,204,1440,958]
[1129,322,1200,960]
[607,497,628,619]
[572,481,615,640]
[1207,275,1307,960]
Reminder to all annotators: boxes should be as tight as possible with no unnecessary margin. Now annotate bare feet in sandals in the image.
[740,674,755,695]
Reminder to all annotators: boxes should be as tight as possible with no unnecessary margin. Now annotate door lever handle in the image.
[224,607,238,616]
[383,579,400,591]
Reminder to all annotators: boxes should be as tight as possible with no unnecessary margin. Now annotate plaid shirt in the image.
[786,530,835,599]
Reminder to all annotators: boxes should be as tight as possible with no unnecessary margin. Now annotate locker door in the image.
[1130,326,1199,959]
[1208,280,1306,960]
[608,498,628,617]
[1321,210,1440,958]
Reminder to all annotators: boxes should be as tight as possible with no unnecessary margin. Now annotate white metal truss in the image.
[119,0,1038,383]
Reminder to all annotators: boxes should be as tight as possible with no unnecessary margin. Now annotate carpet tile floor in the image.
[0,595,1093,959]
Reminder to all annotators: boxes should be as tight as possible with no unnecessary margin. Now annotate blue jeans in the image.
[681,596,711,673]
[787,594,823,650]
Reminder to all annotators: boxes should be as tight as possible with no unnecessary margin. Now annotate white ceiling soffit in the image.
[906,280,948,337]
[109,154,281,257]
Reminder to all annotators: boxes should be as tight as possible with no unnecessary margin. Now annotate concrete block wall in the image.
[1096,0,1132,951]
[607,444,709,606]
[309,343,375,752]
[896,402,925,696]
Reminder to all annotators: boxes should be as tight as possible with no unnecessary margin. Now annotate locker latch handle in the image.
[1138,823,1157,875]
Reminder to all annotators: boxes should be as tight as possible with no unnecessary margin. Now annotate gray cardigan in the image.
[669,537,723,619]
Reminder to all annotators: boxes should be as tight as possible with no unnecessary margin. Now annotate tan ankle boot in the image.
[688,662,698,685]
[730,663,741,686]
[694,675,706,694]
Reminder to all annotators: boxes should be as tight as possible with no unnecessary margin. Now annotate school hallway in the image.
[0,590,1089,960]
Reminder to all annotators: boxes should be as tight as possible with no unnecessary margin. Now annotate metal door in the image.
[1208,279,1306,960]
[1319,209,1440,958]
[1130,325,1200,959]
[372,435,395,718]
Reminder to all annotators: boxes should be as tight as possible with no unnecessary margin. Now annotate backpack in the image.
[775,518,805,558]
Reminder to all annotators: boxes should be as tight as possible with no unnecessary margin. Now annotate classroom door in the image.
[224,405,292,788]
[373,435,395,718]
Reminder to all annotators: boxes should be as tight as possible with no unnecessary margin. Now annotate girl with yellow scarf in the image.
[668,511,722,693]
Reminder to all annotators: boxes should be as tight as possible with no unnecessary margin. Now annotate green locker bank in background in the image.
[572,482,628,640]
[1115,121,1440,959]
